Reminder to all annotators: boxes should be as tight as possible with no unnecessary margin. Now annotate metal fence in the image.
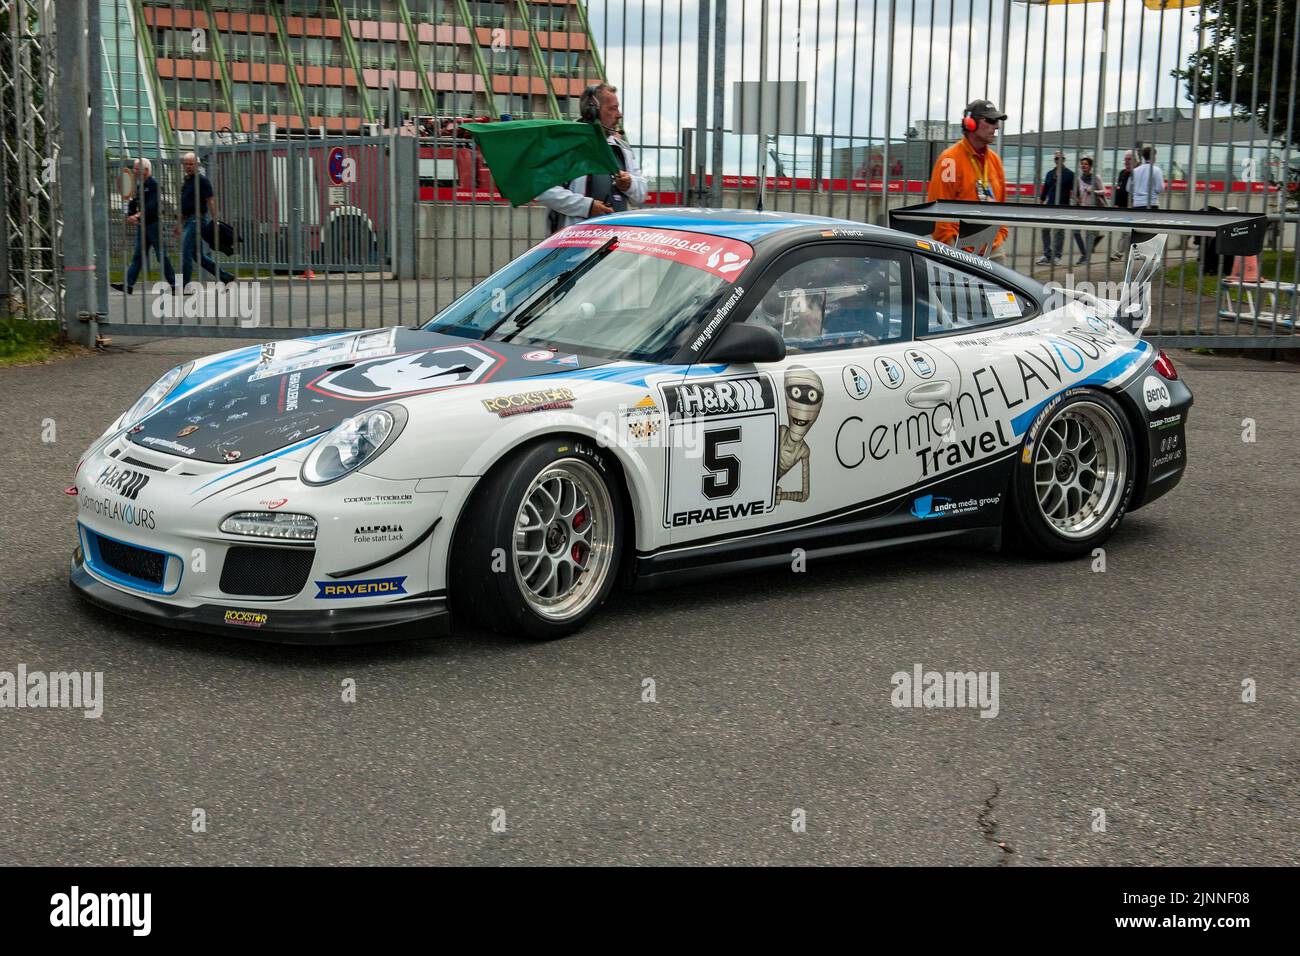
[106,141,396,277]
[1,0,1296,345]
[1,0,61,325]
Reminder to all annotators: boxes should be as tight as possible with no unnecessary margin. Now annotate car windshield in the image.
[421,224,753,362]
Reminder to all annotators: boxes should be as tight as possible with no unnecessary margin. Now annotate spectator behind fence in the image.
[536,83,647,233]
[176,152,234,289]
[1071,156,1107,266]
[1111,151,1135,261]
[1037,151,1075,265]
[111,158,175,295]
[1129,146,1164,210]
[924,99,1009,259]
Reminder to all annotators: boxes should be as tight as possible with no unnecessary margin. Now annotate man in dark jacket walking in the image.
[1036,151,1075,265]
[176,151,235,288]
[112,158,176,294]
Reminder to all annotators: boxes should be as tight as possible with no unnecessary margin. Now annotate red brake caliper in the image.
[571,508,588,566]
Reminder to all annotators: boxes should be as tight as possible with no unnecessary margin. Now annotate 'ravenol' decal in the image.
[314,576,407,599]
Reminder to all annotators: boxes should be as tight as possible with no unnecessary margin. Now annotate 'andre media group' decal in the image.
[911,494,1000,519]
[837,323,1130,478]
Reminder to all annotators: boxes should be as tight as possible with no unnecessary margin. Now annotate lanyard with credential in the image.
[969,149,995,202]
[964,146,996,255]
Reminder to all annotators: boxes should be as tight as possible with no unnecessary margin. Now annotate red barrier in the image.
[418,177,1278,205]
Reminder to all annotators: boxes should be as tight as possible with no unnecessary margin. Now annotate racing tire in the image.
[451,437,625,640]
[1009,388,1136,558]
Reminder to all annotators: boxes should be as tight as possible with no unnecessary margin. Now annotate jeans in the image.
[1072,231,1092,260]
[181,215,234,288]
[125,221,176,291]
[1040,228,1064,259]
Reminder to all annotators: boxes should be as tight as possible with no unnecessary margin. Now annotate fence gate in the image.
[200,137,392,275]
[103,132,417,338]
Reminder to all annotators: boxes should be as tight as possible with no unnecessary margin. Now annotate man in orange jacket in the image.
[925,99,1009,258]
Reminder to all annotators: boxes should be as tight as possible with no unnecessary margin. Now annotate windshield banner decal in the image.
[539,225,753,282]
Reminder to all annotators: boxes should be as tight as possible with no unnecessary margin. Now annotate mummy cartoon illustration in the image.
[776,366,824,503]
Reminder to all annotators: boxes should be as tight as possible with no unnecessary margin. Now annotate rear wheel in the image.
[1011,389,1135,557]
[451,438,624,639]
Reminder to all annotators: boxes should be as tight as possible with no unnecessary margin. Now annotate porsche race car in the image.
[71,205,1253,643]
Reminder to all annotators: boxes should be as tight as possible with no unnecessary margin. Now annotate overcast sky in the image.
[586,0,1215,174]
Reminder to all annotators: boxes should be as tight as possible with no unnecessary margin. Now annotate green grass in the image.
[1165,249,1298,298]
[0,318,67,367]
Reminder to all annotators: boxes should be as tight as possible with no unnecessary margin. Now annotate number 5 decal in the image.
[702,427,742,499]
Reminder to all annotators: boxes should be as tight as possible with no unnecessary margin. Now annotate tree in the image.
[1177,2,1298,152]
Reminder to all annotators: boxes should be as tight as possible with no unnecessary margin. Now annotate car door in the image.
[662,241,960,548]
[911,251,1040,478]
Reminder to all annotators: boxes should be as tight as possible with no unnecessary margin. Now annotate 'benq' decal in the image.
[306,345,503,401]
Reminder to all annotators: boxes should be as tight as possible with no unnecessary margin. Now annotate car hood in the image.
[128,327,613,464]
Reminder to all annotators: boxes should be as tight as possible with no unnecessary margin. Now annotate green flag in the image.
[463,119,620,207]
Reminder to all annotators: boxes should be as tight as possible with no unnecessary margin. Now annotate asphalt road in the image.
[1,338,1296,865]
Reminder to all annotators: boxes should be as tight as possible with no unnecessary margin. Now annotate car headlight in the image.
[220,512,318,541]
[123,362,193,428]
[301,405,406,485]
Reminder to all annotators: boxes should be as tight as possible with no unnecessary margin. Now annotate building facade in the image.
[100,0,606,151]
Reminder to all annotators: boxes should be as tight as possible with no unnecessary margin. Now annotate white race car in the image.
[71,207,1205,643]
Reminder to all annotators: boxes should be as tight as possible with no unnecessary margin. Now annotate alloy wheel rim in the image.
[1033,401,1127,540]
[513,458,615,621]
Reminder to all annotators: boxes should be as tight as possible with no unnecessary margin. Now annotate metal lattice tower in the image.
[0,0,61,324]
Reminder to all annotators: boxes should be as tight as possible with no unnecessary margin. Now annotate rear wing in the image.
[888,200,1268,256]
[889,201,1269,333]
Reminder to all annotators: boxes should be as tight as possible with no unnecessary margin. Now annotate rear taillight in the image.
[1153,349,1179,381]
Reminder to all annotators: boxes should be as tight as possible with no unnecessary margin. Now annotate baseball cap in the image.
[966,99,1009,123]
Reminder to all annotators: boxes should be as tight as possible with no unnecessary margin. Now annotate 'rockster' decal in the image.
[481,387,575,417]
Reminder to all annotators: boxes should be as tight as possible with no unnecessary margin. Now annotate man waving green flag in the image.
[463,119,620,208]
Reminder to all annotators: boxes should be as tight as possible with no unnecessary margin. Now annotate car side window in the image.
[742,252,908,353]
[919,257,1027,335]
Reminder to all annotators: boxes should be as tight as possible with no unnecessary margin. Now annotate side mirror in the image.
[704,322,787,364]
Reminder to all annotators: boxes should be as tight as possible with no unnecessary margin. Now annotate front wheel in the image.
[451,438,624,639]
[1010,388,1136,557]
